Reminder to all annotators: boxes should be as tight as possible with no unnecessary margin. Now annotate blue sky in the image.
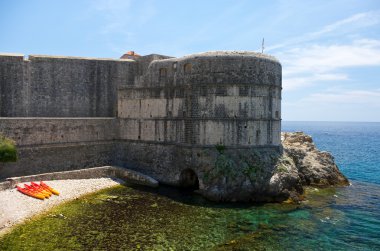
[1,0,379,122]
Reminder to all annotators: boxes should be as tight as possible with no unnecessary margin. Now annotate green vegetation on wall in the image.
[204,146,270,184]
[0,134,17,162]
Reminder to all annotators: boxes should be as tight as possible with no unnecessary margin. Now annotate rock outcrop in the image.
[281,132,349,187]
[200,132,349,202]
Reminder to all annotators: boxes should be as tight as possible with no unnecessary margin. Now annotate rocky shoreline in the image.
[274,132,349,201]
[200,132,349,202]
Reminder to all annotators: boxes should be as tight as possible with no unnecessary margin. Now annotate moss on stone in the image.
[215,144,226,154]
[204,152,238,182]
[274,156,294,173]
[0,134,17,162]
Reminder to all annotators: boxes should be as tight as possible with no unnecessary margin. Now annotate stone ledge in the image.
[29,54,135,62]
[0,117,117,120]
[0,166,159,191]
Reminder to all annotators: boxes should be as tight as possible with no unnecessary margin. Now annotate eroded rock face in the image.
[282,132,349,187]
[199,132,349,202]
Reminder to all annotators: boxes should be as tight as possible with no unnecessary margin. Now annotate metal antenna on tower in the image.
[261,38,265,53]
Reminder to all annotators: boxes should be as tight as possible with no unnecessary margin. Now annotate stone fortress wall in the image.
[0,54,135,117]
[119,52,281,146]
[0,51,282,187]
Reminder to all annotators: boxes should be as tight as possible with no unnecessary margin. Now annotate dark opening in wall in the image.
[275,111,279,118]
[159,68,167,81]
[179,168,199,191]
[184,63,192,74]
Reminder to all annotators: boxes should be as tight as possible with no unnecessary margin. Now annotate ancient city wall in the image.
[0,118,118,179]
[0,54,135,117]
[0,51,282,189]
[0,118,117,146]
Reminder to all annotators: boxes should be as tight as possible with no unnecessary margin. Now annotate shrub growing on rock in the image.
[0,134,17,162]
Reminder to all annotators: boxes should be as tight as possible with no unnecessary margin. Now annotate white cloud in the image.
[283,89,380,121]
[265,10,380,91]
[310,11,380,38]
[268,10,380,51]
[282,39,380,76]
[306,89,380,106]
[283,73,348,90]
[278,39,380,90]
[274,10,380,120]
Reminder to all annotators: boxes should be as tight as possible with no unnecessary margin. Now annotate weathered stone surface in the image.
[282,132,349,187]
[119,51,282,147]
[196,132,348,202]
[114,168,159,188]
[0,118,117,146]
[0,54,135,117]
[0,142,116,180]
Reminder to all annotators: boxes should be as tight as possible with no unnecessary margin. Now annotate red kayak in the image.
[40,181,60,195]
[31,182,52,197]
[24,184,50,199]
[16,185,45,200]
[16,181,60,199]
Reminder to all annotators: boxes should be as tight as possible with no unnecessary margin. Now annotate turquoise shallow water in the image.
[1,121,380,250]
[281,121,380,250]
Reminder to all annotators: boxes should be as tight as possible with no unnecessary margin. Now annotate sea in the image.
[1,121,380,250]
[280,121,380,250]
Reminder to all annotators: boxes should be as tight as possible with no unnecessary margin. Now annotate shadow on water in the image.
[128,182,269,210]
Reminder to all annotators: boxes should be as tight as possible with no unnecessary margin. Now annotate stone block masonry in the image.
[119,52,282,147]
[0,118,117,146]
[0,51,282,197]
[0,54,135,117]
[0,118,118,179]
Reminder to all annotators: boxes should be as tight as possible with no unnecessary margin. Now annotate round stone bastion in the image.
[118,51,284,201]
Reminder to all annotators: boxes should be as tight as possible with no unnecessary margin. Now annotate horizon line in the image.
[282,120,380,123]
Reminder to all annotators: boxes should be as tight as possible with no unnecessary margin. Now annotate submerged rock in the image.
[199,132,349,202]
